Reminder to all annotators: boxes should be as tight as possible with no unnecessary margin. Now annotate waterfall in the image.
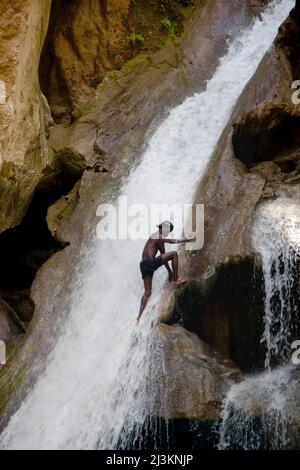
[218,364,299,449]
[0,0,293,450]
[219,198,300,450]
[254,200,300,369]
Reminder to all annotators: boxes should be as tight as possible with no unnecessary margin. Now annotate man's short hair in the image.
[157,220,174,232]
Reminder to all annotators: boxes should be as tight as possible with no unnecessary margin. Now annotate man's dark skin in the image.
[137,223,194,322]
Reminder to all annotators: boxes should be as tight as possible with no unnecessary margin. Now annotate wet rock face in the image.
[1,292,34,325]
[248,0,269,15]
[148,324,240,422]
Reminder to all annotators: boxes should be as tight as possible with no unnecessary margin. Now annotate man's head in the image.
[157,220,174,237]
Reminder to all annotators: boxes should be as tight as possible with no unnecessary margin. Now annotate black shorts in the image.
[140,256,163,279]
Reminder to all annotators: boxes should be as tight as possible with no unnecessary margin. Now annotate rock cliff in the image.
[0,0,52,233]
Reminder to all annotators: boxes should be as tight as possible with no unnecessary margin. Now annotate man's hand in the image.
[168,272,173,282]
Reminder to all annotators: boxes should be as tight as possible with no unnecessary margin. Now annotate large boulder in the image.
[149,324,240,421]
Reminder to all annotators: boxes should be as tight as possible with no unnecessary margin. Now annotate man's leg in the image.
[137,276,152,321]
[161,252,179,281]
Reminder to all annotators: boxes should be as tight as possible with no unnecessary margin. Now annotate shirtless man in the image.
[137,220,194,321]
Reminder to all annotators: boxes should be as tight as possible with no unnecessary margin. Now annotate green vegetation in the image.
[107,46,120,58]
[123,0,194,55]
[160,0,194,37]
[127,32,145,46]
[0,161,15,179]
[161,17,177,39]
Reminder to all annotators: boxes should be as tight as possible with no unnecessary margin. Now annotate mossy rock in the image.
[46,181,81,241]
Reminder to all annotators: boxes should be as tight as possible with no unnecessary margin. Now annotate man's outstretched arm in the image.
[162,237,195,244]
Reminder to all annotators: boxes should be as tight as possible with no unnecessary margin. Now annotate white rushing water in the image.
[219,197,300,450]
[218,364,299,450]
[254,199,300,369]
[0,0,294,450]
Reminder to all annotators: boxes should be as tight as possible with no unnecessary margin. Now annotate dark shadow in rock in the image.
[232,112,300,170]
[171,255,300,372]
[276,1,300,80]
[38,0,74,123]
[0,167,82,322]
[275,158,297,174]
[170,257,267,373]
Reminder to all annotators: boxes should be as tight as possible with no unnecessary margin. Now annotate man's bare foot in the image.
[174,278,186,287]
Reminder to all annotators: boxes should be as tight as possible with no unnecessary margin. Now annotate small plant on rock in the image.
[127,32,145,47]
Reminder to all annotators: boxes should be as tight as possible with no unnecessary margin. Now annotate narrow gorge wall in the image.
[0,0,52,233]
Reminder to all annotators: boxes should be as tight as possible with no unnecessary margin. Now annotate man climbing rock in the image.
[137,220,194,321]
